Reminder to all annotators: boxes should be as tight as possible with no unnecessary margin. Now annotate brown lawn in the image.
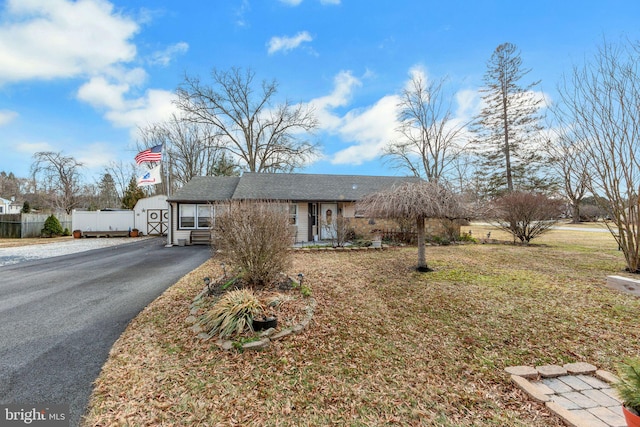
[82,226,640,426]
[0,236,73,248]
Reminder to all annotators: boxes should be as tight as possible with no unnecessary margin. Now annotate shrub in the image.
[489,191,564,243]
[614,359,640,415]
[212,201,295,287]
[41,214,64,237]
[202,289,264,338]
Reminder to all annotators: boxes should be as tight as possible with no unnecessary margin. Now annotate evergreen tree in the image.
[473,42,551,196]
[98,173,120,208]
[121,177,146,209]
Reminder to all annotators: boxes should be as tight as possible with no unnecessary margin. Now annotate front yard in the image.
[83,226,640,426]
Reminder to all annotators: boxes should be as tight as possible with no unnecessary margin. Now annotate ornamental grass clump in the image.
[202,289,264,338]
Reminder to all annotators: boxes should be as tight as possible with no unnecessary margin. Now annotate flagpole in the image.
[163,143,173,247]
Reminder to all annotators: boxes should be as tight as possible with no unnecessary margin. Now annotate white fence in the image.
[72,210,135,232]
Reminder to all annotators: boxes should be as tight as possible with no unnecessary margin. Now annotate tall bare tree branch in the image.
[175,67,319,173]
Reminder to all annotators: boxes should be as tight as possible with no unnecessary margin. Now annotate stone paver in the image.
[537,364,568,377]
[543,377,575,393]
[506,364,626,427]
[582,389,622,407]
[587,407,627,427]
[578,375,610,390]
[505,365,538,378]
[560,375,596,392]
[565,362,598,375]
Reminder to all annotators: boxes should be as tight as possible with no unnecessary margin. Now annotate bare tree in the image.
[557,39,640,272]
[544,124,589,223]
[104,160,137,203]
[489,191,564,243]
[31,151,84,214]
[358,182,467,271]
[384,74,467,182]
[175,67,319,173]
[473,42,548,195]
[138,114,239,190]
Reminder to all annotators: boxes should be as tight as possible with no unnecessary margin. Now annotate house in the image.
[166,173,422,245]
[0,196,21,214]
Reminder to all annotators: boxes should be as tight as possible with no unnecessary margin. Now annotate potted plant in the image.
[129,228,139,237]
[251,314,277,331]
[614,359,640,427]
[72,229,82,238]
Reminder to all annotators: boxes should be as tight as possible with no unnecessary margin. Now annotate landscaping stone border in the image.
[186,284,316,352]
[505,362,625,427]
[291,245,386,252]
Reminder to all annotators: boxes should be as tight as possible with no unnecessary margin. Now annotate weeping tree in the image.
[358,181,467,272]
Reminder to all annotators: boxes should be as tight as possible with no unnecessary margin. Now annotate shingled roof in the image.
[168,173,421,203]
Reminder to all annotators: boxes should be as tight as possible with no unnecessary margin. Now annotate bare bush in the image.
[490,191,564,243]
[212,201,294,287]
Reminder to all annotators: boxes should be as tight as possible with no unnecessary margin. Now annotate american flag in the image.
[134,144,162,164]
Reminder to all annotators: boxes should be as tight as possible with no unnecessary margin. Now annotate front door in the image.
[320,203,337,240]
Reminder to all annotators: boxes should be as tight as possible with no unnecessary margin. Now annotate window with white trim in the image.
[197,205,212,228]
[179,205,195,228]
[180,204,214,229]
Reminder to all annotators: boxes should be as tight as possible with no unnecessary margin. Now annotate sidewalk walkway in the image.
[506,363,625,427]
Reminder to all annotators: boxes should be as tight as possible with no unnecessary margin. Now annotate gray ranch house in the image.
[166,172,420,246]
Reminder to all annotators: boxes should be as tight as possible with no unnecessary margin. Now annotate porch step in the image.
[190,230,212,245]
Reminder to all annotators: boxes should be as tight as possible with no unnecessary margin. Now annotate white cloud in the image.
[0,110,18,126]
[320,0,341,5]
[75,142,117,169]
[77,76,130,111]
[308,70,401,165]
[267,31,313,55]
[76,66,177,133]
[0,0,139,84]
[331,95,401,165]
[312,66,489,167]
[455,89,480,119]
[104,89,178,131]
[149,42,189,67]
[310,70,362,129]
[15,141,53,154]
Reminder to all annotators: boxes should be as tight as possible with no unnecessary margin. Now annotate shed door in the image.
[147,209,168,235]
[320,203,337,240]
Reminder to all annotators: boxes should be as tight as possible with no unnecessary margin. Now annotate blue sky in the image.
[1,0,640,184]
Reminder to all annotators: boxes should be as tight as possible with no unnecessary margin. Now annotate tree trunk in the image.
[571,202,581,224]
[416,216,430,271]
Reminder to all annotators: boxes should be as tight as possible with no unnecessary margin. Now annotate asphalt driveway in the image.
[0,237,210,426]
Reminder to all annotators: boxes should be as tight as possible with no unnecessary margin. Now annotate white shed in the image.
[133,195,168,236]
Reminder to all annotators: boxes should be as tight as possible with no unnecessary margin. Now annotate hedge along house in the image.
[166,173,422,245]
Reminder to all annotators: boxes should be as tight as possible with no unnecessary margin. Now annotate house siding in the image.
[294,202,308,243]
[171,203,192,245]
